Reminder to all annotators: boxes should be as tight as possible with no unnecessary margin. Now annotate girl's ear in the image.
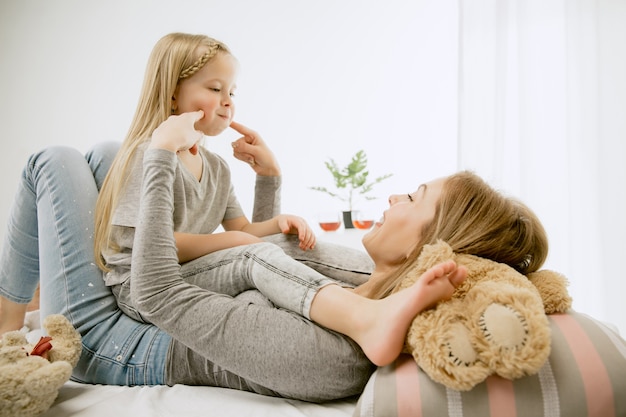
[171,86,180,113]
[171,96,177,114]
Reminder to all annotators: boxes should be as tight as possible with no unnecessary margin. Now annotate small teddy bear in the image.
[0,314,82,417]
[396,240,572,391]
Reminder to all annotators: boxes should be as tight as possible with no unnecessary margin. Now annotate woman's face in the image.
[173,52,239,136]
[362,176,446,267]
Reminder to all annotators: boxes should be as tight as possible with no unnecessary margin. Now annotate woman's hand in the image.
[275,214,316,250]
[230,121,281,176]
[150,111,204,154]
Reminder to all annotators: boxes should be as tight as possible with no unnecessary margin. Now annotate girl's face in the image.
[362,177,445,267]
[173,52,239,136]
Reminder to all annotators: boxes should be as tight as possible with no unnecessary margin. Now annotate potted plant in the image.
[309,150,392,228]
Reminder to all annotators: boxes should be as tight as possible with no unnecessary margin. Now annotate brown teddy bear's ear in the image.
[527,270,573,314]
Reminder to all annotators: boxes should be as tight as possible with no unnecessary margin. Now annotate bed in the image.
[24,307,626,417]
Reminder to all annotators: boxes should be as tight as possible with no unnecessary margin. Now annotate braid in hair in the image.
[179,43,221,80]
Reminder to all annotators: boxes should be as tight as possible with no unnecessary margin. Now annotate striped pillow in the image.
[353,310,626,417]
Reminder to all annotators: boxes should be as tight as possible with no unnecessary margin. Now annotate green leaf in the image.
[309,150,393,210]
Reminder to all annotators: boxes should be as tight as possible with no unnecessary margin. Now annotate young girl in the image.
[94,33,314,322]
[94,32,463,368]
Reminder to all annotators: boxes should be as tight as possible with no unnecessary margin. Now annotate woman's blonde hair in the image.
[94,33,231,271]
[368,171,549,299]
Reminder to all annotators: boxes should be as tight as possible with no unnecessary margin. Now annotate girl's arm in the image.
[174,212,314,263]
[174,231,262,263]
[230,121,282,221]
[252,175,281,222]
[223,214,316,250]
[228,121,316,250]
[230,121,280,177]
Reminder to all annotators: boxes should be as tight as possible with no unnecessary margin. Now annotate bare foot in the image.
[355,260,467,366]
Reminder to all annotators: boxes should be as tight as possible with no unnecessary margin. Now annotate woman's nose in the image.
[388,194,400,205]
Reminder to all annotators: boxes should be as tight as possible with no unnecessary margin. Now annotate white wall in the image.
[0,0,458,234]
[2,1,624,335]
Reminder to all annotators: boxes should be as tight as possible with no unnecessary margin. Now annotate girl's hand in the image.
[276,214,316,250]
[150,111,204,154]
[230,121,281,176]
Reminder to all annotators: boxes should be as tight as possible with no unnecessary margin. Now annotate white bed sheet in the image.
[41,382,356,417]
[24,312,356,417]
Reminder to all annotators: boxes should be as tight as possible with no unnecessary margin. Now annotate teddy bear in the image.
[396,240,572,391]
[0,314,82,417]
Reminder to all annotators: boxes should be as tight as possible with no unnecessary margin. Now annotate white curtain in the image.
[457,0,626,334]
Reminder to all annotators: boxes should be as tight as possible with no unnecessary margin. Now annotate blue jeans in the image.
[0,143,169,385]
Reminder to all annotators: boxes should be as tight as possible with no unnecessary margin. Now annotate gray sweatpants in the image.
[129,148,376,402]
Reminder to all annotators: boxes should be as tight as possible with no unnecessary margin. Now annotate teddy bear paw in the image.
[446,322,479,366]
[477,302,550,380]
[425,320,491,391]
[479,303,529,350]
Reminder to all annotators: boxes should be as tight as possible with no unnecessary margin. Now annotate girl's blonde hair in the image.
[368,171,549,299]
[94,33,231,271]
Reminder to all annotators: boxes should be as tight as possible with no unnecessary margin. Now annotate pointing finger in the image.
[230,121,256,141]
